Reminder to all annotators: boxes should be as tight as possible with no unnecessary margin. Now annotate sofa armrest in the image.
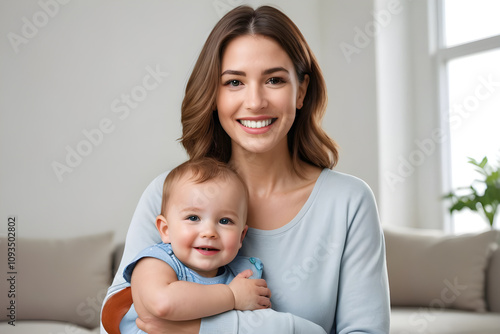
[487,244,500,312]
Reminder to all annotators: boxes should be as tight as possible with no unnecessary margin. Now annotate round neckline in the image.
[187,265,230,284]
[246,168,328,237]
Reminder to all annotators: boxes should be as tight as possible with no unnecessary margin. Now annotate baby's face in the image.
[163,174,248,277]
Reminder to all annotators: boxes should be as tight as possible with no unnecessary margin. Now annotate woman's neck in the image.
[230,144,302,198]
[229,143,322,230]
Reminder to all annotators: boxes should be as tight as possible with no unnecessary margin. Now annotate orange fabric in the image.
[101,287,133,334]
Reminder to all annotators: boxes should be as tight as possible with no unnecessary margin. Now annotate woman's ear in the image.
[156,215,170,243]
[296,74,310,110]
[239,225,249,248]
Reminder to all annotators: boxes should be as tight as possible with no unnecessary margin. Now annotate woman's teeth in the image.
[239,119,273,129]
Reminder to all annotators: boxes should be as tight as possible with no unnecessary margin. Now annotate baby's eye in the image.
[187,215,199,222]
[219,218,232,225]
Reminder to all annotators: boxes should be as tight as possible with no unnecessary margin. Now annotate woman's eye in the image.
[219,218,232,225]
[267,77,284,85]
[187,215,199,222]
[225,80,242,87]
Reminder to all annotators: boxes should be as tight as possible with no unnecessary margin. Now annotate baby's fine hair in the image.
[160,157,248,216]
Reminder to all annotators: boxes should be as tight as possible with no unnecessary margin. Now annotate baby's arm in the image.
[130,258,271,322]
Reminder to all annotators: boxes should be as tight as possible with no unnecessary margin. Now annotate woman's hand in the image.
[136,317,201,334]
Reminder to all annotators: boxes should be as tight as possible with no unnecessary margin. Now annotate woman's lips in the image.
[238,118,274,129]
[237,118,276,133]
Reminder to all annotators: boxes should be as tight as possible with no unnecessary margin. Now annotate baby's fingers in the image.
[258,286,271,298]
[257,295,272,309]
[254,278,269,288]
[236,269,254,279]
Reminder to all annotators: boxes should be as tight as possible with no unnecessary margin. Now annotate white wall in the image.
[320,0,380,200]
[1,0,439,241]
[0,0,340,241]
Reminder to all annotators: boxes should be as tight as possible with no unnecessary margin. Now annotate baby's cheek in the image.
[226,237,243,254]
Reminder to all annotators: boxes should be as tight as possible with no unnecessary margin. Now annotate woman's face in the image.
[216,35,309,157]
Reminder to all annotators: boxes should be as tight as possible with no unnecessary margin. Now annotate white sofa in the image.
[1,228,499,333]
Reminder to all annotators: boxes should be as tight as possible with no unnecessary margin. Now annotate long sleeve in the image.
[334,180,391,333]
[200,309,327,334]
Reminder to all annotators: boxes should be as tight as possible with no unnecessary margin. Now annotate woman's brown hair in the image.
[180,5,338,173]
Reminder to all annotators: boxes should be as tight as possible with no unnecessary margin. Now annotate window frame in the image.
[434,0,500,233]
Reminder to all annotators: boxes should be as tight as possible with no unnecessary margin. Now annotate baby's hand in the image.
[228,269,272,310]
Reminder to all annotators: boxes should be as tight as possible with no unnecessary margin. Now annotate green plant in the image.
[443,156,500,229]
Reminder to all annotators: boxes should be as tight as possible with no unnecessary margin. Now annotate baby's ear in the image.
[156,215,170,243]
[239,225,248,248]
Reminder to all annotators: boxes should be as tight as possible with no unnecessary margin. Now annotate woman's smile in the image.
[238,118,275,129]
[237,117,278,135]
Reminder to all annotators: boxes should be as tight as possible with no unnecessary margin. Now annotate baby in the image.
[120,158,271,332]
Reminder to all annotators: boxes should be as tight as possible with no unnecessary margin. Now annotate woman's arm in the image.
[137,309,327,334]
[333,182,391,333]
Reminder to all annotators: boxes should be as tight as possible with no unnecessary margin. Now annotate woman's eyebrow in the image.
[221,69,245,77]
[262,67,289,75]
[220,67,289,77]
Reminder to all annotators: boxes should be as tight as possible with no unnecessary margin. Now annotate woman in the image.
[102,5,390,333]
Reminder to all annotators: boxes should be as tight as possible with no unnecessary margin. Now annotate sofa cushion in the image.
[384,227,499,312]
[0,320,99,334]
[390,307,500,334]
[0,232,114,329]
[487,245,500,312]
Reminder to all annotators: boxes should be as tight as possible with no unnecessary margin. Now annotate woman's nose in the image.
[244,84,268,111]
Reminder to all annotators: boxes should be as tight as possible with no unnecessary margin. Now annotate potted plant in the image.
[443,156,500,229]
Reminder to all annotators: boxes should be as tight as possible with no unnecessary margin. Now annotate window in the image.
[438,0,500,233]
[443,0,500,48]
